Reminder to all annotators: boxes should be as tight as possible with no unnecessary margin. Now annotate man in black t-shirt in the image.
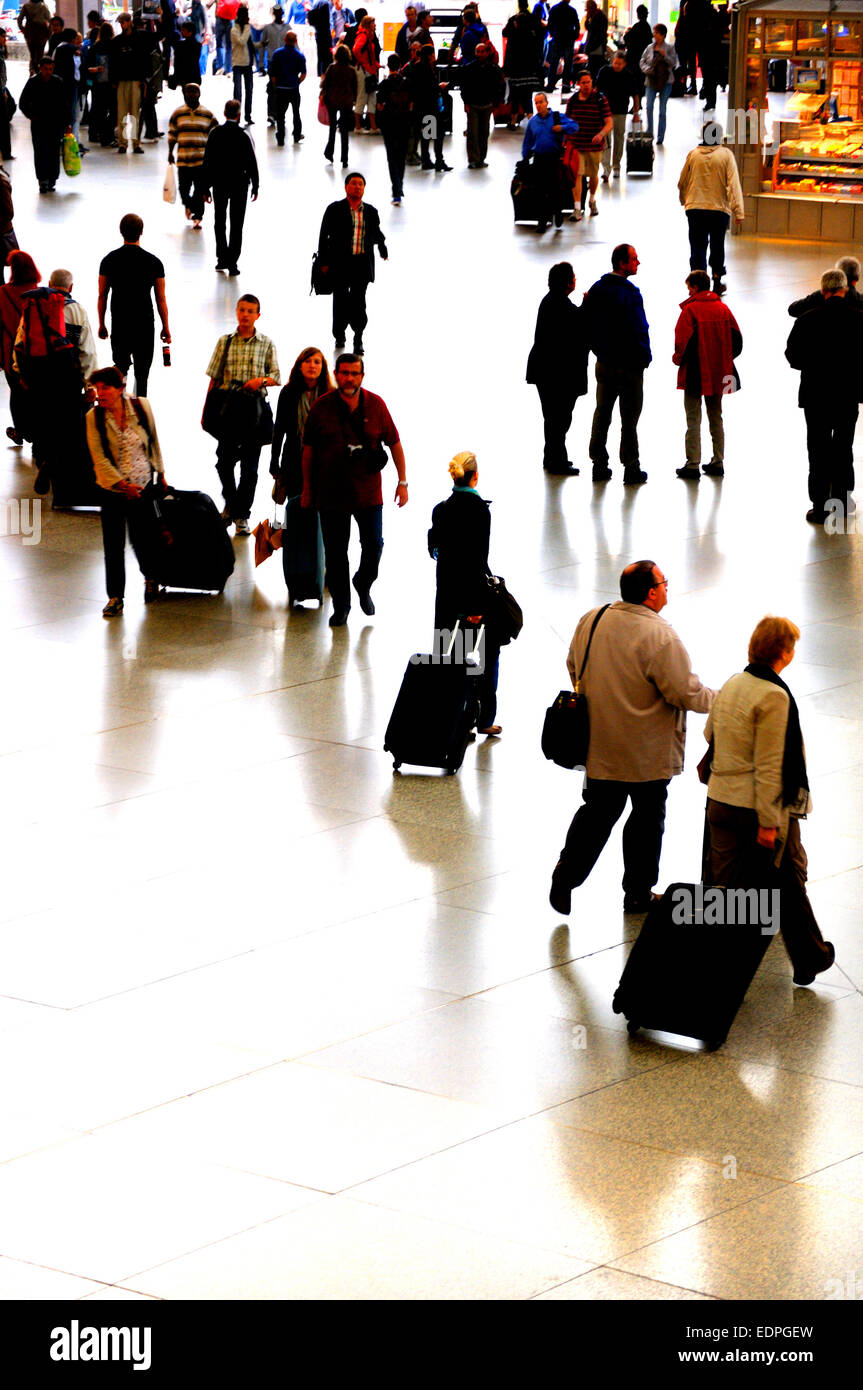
[97,212,172,398]
[597,51,636,180]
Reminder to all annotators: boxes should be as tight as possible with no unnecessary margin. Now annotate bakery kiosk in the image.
[729,0,863,240]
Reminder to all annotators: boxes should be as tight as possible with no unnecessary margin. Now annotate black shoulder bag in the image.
[541,604,611,770]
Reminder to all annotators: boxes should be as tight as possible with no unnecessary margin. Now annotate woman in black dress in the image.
[428,450,501,736]
[270,346,334,499]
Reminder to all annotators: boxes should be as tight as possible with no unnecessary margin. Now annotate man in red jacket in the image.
[672,269,741,480]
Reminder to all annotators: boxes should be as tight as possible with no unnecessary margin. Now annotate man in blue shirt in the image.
[269,31,307,144]
[521,90,576,228]
[583,243,652,484]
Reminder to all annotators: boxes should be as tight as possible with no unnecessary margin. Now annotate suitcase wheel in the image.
[626,1019,640,1037]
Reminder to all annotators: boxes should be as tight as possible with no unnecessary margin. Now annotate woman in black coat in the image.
[502,0,543,123]
[526,260,590,475]
[428,450,502,736]
[270,346,334,498]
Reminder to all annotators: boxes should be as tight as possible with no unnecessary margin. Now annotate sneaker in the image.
[234,519,251,536]
[702,460,725,477]
[589,198,598,216]
[623,468,648,485]
[571,208,584,222]
[352,574,375,614]
[391,197,402,205]
[676,465,701,481]
[102,597,124,618]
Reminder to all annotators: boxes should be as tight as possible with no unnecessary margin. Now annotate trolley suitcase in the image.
[282,495,325,607]
[612,881,775,1048]
[384,623,482,774]
[148,487,235,593]
[626,126,654,175]
[511,161,548,225]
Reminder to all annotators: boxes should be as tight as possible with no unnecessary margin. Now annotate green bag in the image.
[62,131,81,178]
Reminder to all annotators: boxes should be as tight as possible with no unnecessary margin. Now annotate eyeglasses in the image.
[652,576,669,589]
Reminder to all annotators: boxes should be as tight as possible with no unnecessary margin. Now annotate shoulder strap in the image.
[130,397,154,456]
[575,603,611,692]
[93,405,114,466]
[216,332,233,387]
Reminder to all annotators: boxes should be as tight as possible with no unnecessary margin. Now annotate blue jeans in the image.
[214,16,232,74]
[319,505,384,615]
[645,81,672,142]
[546,38,574,91]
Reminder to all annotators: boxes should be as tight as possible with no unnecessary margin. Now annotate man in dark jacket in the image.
[624,4,652,115]
[308,0,333,76]
[788,256,863,317]
[526,260,588,474]
[786,268,863,523]
[545,0,578,93]
[19,54,67,192]
[317,172,388,354]
[460,42,506,168]
[375,54,412,204]
[584,242,651,484]
[201,99,259,276]
[268,31,307,144]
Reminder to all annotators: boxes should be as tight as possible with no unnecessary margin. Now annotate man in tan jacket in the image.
[678,119,744,297]
[550,559,714,916]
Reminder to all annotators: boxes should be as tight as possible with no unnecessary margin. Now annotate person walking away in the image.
[678,119,744,296]
[785,268,863,524]
[321,43,357,166]
[174,22,204,91]
[85,366,167,618]
[583,242,651,484]
[201,99,259,274]
[316,170,388,354]
[204,293,280,535]
[214,0,240,75]
[623,4,651,117]
[301,353,407,626]
[545,0,578,93]
[597,49,635,181]
[549,559,714,915]
[259,6,291,124]
[526,260,589,474]
[672,269,741,481]
[502,0,544,126]
[98,213,172,399]
[167,83,218,230]
[18,1,52,76]
[18,54,67,193]
[375,55,412,204]
[269,31,306,144]
[428,450,502,735]
[582,0,607,79]
[639,23,677,145]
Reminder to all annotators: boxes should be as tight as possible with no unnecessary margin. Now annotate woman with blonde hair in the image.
[703,615,835,986]
[428,450,502,736]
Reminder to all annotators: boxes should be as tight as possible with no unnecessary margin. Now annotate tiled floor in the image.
[1,59,861,1301]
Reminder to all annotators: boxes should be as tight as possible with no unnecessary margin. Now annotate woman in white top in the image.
[85,365,165,617]
[231,5,255,124]
[704,614,835,987]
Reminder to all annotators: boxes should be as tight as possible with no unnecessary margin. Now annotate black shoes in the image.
[544,462,579,476]
[793,942,835,986]
[806,508,828,524]
[591,465,613,482]
[623,468,648,485]
[352,575,375,615]
[702,460,725,477]
[623,891,662,915]
[713,278,727,296]
[676,465,701,481]
[353,337,364,355]
[554,210,563,228]
[549,861,572,916]
[329,607,349,627]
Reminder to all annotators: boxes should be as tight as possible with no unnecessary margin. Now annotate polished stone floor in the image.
[1,63,862,1302]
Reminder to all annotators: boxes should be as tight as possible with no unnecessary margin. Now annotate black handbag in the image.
[202,334,274,444]
[310,252,334,297]
[541,604,610,769]
[485,574,523,644]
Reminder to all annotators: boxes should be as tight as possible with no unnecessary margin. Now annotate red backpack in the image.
[18,288,73,361]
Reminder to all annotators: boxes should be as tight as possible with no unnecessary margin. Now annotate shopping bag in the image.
[163,162,177,204]
[317,97,330,127]
[62,130,81,178]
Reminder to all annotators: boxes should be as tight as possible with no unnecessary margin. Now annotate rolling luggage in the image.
[282,495,325,607]
[511,160,547,225]
[626,124,654,175]
[612,881,775,1048]
[384,622,482,774]
[148,487,235,594]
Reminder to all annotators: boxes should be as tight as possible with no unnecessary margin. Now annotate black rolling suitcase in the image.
[511,160,547,225]
[612,881,775,1049]
[626,123,654,175]
[148,487,235,594]
[282,496,325,607]
[384,623,482,774]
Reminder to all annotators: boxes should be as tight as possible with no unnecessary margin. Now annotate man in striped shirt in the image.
[565,71,612,220]
[167,83,218,230]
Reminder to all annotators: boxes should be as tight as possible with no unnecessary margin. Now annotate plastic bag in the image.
[62,131,81,178]
[163,162,177,204]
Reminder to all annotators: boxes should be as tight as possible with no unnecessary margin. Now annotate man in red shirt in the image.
[301,355,407,626]
[214,0,240,76]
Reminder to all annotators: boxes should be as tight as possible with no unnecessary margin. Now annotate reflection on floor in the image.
[0,63,861,1301]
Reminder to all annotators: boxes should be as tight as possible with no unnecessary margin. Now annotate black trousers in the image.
[90,84,117,144]
[533,150,564,219]
[178,164,207,220]
[319,505,383,615]
[212,185,248,268]
[559,777,670,899]
[382,124,408,198]
[687,209,729,278]
[99,489,152,599]
[332,259,371,343]
[273,88,301,140]
[0,97,10,159]
[111,325,155,398]
[803,400,858,512]
[419,114,445,167]
[31,126,62,187]
[536,381,579,469]
[324,102,352,162]
[216,437,262,520]
[589,363,644,470]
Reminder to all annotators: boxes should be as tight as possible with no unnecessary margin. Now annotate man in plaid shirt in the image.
[205,294,280,534]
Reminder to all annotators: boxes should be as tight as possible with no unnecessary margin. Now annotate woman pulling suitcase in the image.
[428,450,502,737]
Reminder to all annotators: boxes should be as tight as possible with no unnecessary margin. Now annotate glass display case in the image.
[772,121,863,196]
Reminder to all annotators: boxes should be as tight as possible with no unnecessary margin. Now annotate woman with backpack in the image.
[639,23,678,146]
[85,365,166,618]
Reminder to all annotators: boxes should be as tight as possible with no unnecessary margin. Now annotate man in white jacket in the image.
[678,120,744,296]
[550,559,714,916]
